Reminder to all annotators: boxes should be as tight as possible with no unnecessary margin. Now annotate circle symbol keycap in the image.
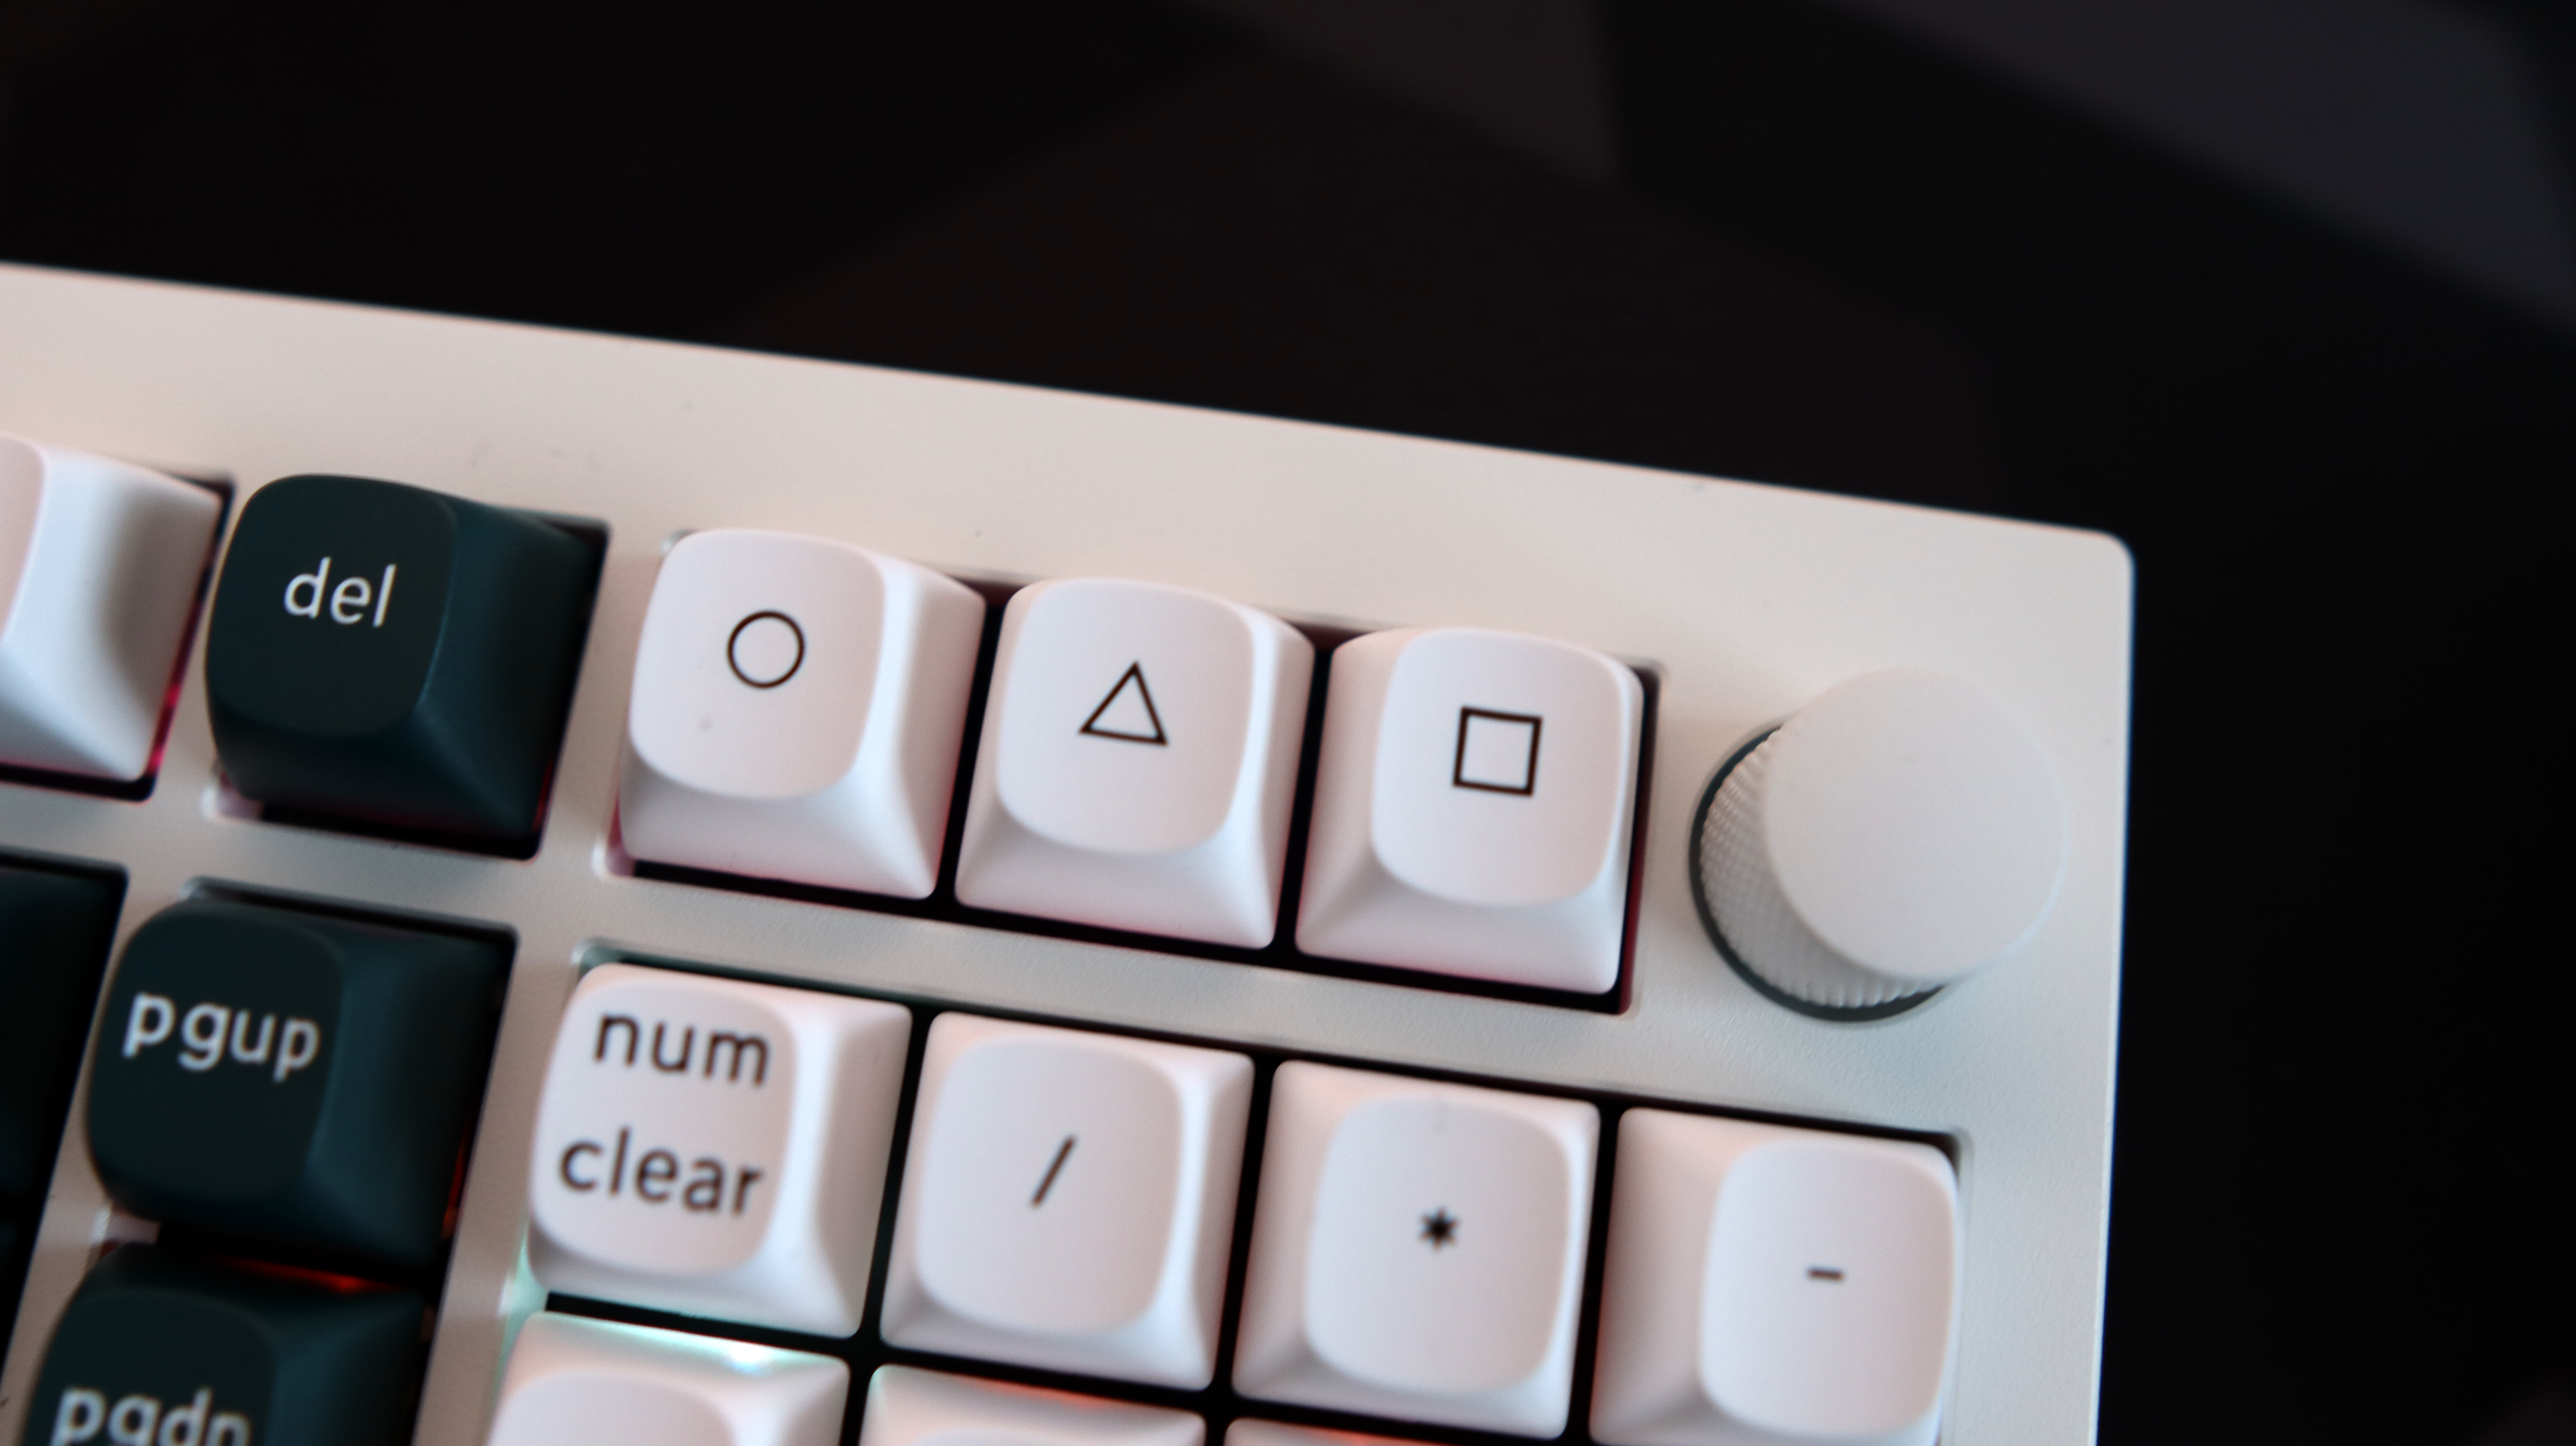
[727,611,805,689]
[620,529,986,898]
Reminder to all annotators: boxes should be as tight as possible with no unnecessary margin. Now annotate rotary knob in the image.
[1691,671,2068,1018]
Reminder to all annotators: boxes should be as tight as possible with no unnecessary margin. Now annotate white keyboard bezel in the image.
[0,262,2130,1446]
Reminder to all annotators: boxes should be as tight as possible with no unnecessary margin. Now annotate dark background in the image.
[3,1,2569,1440]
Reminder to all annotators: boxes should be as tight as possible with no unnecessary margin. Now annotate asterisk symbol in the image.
[1420,1207,1459,1249]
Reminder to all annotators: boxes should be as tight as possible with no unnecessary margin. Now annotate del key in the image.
[204,475,600,841]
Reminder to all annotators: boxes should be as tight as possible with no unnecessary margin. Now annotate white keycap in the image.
[1227,1422,1428,1446]
[0,433,219,779]
[1294,627,1641,993]
[527,963,911,1334]
[621,528,984,897]
[486,1312,847,1446]
[858,1366,1203,1446]
[954,577,1312,945]
[1590,1112,1961,1446]
[1234,1062,1598,1435]
[881,1014,1252,1386]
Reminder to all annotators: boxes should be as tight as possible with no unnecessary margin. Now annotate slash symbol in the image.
[1031,1135,1076,1206]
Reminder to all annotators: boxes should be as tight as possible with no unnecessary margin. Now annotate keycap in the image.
[85,898,505,1268]
[858,1365,1203,1446]
[203,474,598,841]
[1294,627,1641,993]
[1,862,121,1201]
[881,1014,1250,1386]
[27,1245,425,1446]
[1,860,122,1339]
[0,434,221,780]
[1233,1062,1598,1435]
[1590,1112,1959,1446]
[486,1312,848,1446]
[620,529,985,897]
[1227,1422,1424,1446]
[955,577,1312,946]
[527,963,910,1334]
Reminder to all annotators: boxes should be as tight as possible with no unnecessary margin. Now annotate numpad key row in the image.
[0,263,2132,1446]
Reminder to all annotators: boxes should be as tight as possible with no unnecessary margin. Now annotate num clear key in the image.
[526,963,911,1335]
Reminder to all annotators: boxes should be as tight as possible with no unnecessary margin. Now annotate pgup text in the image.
[123,994,321,1082]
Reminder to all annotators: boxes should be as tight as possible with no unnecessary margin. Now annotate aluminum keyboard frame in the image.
[0,262,2131,1446]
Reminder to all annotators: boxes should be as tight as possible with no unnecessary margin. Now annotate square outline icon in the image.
[1453,707,1543,796]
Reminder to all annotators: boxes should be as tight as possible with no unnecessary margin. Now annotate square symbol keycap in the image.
[1297,627,1642,993]
[85,899,504,1268]
[620,529,985,897]
[29,1245,425,1446]
[955,577,1312,946]
[0,434,220,780]
[1233,1062,1598,1435]
[881,1014,1251,1386]
[527,964,910,1335]
[486,1312,847,1446]
[859,1366,1203,1446]
[204,474,598,841]
[1589,1112,1960,1446]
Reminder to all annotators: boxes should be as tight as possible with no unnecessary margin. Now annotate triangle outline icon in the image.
[1080,661,1168,745]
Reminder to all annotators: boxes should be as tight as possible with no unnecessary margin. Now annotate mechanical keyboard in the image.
[0,261,2132,1446]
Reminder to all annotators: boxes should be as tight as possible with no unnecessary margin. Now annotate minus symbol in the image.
[1807,1267,1845,1282]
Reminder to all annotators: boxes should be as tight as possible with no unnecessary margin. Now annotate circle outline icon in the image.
[726,610,805,689]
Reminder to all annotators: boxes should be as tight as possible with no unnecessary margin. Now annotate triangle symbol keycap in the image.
[1080,662,1168,744]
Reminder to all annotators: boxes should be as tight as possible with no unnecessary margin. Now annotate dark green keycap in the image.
[1,859,122,1341]
[204,474,599,841]
[29,1245,422,1446]
[87,899,505,1268]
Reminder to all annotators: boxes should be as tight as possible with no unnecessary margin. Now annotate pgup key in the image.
[85,899,506,1269]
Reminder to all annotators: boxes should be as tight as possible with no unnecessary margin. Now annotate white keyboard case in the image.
[0,261,2130,1446]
